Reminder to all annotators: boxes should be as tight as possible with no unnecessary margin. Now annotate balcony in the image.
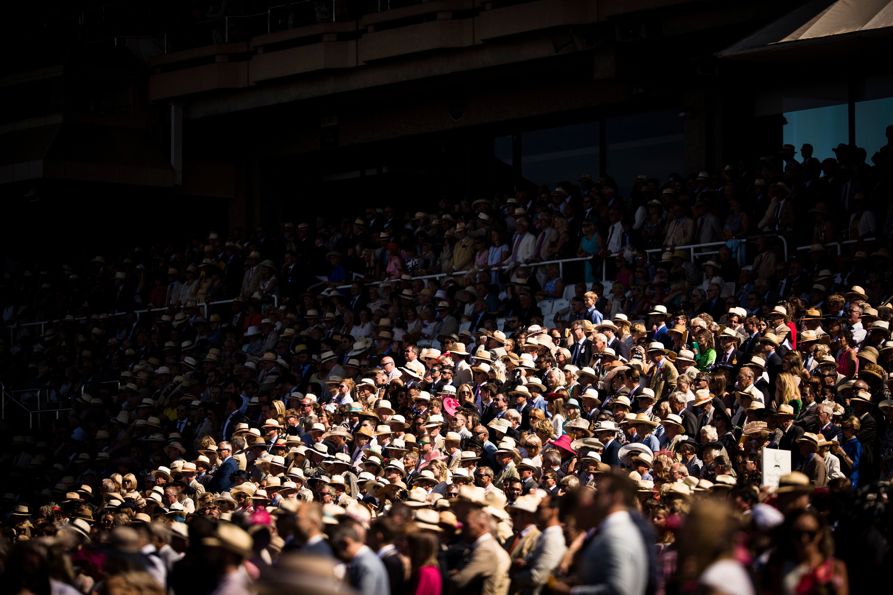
[148,0,693,104]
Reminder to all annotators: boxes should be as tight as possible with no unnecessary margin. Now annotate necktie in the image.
[606,224,617,253]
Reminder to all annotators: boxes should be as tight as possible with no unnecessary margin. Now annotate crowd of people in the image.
[1,134,893,595]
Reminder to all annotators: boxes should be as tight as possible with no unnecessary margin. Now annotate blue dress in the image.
[580,233,600,284]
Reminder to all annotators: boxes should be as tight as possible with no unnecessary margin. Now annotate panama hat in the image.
[692,389,713,407]
[775,471,813,494]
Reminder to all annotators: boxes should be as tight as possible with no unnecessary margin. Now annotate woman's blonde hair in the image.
[775,372,801,407]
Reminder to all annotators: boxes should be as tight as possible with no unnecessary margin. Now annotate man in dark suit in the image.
[740,316,762,357]
[595,423,622,467]
[759,335,784,397]
[669,392,699,438]
[570,321,594,367]
[852,390,881,486]
[716,328,743,370]
[817,401,840,442]
[369,516,407,595]
[776,409,806,468]
[207,442,238,493]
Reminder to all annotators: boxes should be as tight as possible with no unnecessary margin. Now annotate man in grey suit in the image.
[450,508,512,595]
[511,493,567,595]
[332,519,391,595]
[550,471,651,595]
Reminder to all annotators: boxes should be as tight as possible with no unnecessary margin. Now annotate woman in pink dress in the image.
[407,529,442,595]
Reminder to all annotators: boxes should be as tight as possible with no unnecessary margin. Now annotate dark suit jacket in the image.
[820,423,841,442]
[715,348,743,369]
[765,351,783,395]
[380,549,406,595]
[208,457,238,493]
[680,408,699,438]
[571,339,594,367]
[602,439,621,467]
[741,333,761,357]
[302,538,334,558]
[778,424,806,468]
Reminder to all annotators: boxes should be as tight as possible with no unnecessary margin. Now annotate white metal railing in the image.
[336,234,788,289]
[5,236,787,341]
[4,295,282,343]
[794,239,868,257]
[1,384,73,430]
[336,256,593,290]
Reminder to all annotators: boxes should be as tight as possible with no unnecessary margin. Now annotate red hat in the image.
[549,434,576,456]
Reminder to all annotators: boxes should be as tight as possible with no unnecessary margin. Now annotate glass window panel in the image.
[521,122,599,189]
[783,103,848,162]
[855,97,893,164]
[606,110,683,196]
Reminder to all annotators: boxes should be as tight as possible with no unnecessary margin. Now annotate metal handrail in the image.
[6,235,787,341]
[332,233,789,289]
[6,298,249,342]
[336,256,592,290]
[795,241,842,256]
[1,383,31,423]
[0,384,70,430]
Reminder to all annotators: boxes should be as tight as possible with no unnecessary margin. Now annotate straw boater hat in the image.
[449,344,470,356]
[630,412,659,429]
[775,471,813,494]
[618,443,653,468]
[796,432,821,452]
[846,285,868,301]
[743,355,766,370]
[742,421,770,437]
[495,441,521,462]
[414,508,443,532]
[576,367,598,382]
[649,305,668,317]
[661,413,684,429]
[646,341,666,354]
[675,349,696,364]
[857,346,879,365]
[774,403,795,418]
[692,389,713,407]
[719,327,741,343]
[565,418,592,436]
[758,333,780,347]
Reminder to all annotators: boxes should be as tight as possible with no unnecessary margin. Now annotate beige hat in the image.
[203,523,253,558]
[796,432,821,451]
[758,333,780,347]
[775,403,795,417]
[692,389,713,407]
[507,494,540,514]
[775,471,813,494]
[413,508,443,532]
